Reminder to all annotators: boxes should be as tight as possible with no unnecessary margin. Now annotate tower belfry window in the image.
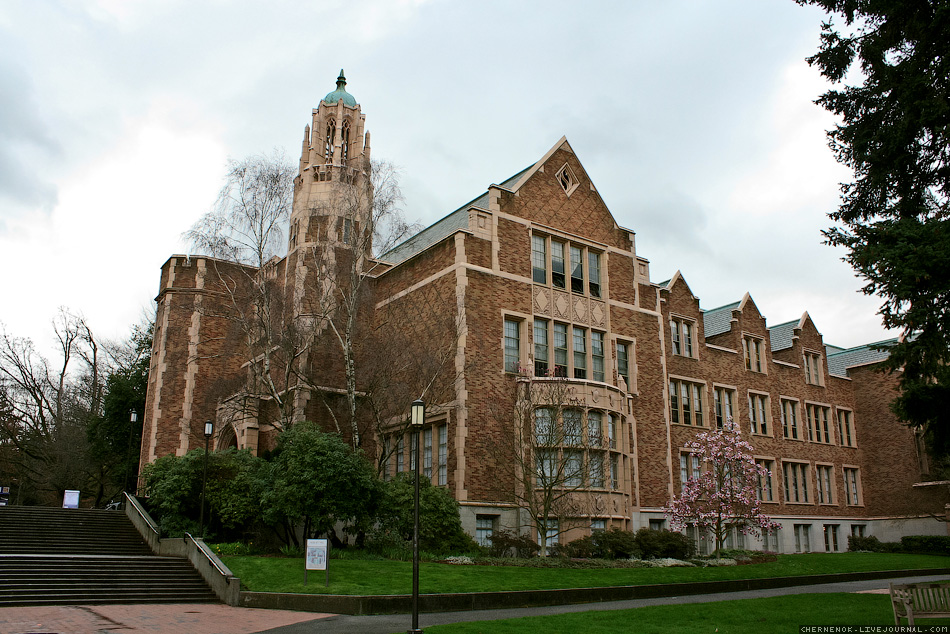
[325,120,336,163]
[341,120,350,163]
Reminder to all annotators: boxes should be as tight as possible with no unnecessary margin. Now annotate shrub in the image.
[556,535,596,559]
[279,544,303,557]
[376,474,479,555]
[748,551,778,564]
[363,528,413,560]
[557,529,642,560]
[900,535,950,556]
[212,541,256,556]
[487,529,540,558]
[594,528,641,559]
[635,528,695,559]
[847,535,904,552]
[848,535,885,552]
[714,548,755,562]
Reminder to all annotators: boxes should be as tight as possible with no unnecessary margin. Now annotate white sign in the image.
[306,539,328,571]
[62,490,80,508]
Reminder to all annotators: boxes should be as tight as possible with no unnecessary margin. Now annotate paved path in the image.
[0,603,326,634]
[0,574,944,634]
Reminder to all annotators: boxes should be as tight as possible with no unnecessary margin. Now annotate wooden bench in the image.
[890,581,950,625]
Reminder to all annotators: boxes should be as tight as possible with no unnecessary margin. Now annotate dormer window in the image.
[670,317,695,357]
[743,335,764,372]
[804,351,823,386]
[556,163,579,196]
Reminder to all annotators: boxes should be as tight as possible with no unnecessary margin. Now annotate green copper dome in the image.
[324,69,357,107]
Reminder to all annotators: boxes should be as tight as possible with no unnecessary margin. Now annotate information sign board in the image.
[305,538,329,586]
[306,539,328,570]
[63,490,80,509]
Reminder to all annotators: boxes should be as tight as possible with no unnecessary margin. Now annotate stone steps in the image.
[0,506,218,606]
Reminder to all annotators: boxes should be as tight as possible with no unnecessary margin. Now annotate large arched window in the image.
[218,425,238,450]
[325,119,336,163]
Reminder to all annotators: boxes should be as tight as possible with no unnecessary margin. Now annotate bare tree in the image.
[299,159,419,448]
[185,151,304,426]
[184,152,424,448]
[185,150,295,268]
[489,372,608,554]
[0,310,104,504]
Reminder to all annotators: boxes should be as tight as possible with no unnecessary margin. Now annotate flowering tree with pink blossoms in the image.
[665,419,779,554]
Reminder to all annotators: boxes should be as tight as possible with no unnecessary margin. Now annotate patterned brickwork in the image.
[143,108,946,542]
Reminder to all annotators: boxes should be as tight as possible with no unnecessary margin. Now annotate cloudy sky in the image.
[0,0,891,356]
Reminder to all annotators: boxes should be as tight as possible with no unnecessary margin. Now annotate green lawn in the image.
[417,593,950,634]
[220,552,950,595]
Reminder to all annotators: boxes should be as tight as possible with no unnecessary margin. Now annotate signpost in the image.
[305,538,329,587]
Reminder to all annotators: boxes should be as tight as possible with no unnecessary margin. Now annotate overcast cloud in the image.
[0,0,891,355]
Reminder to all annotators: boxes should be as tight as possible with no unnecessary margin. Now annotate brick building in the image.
[141,74,949,553]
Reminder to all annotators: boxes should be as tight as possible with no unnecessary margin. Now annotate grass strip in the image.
[221,552,950,596]
[418,593,950,633]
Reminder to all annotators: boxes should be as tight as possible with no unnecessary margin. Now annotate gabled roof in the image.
[768,319,798,352]
[826,339,896,377]
[379,166,531,265]
[702,301,740,338]
[663,271,698,300]
[379,136,623,267]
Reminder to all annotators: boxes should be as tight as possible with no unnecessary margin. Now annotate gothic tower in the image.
[288,70,372,257]
[284,71,374,425]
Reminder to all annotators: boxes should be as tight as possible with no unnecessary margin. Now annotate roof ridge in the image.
[702,300,741,313]
[379,164,537,264]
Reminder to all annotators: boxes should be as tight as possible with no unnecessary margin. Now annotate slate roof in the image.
[826,339,896,377]
[701,301,740,338]
[768,320,798,352]
[379,166,532,266]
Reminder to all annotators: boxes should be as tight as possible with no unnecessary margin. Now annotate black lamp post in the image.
[124,411,138,495]
[409,399,425,634]
[198,420,213,539]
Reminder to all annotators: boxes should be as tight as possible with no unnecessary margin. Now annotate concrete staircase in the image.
[0,506,218,606]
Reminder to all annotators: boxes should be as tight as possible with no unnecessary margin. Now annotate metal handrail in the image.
[123,491,159,535]
[184,532,233,580]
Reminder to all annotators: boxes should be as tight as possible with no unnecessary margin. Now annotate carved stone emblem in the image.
[534,288,550,315]
[574,298,588,323]
[591,302,605,327]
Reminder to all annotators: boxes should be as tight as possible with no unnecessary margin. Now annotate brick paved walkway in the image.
[0,603,330,634]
